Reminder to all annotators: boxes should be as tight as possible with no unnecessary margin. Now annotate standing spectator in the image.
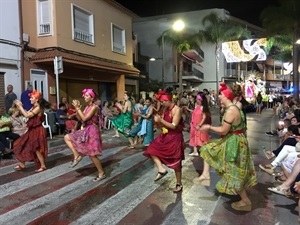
[55,103,69,134]
[143,89,185,193]
[199,82,257,211]
[20,84,33,111]
[13,90,51,172]
[5,84,17,113]
[256,92,263,114]
[189,94,210,156]
[64,88,105,181]
[268,91,276,109]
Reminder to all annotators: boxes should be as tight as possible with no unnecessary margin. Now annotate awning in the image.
[30,47,140,75]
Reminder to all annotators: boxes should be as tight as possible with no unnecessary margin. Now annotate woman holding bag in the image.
[64,88,105,182]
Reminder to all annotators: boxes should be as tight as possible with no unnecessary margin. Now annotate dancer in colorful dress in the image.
[64,88,105,182]
[13,90,50,172]
[111,91,134,137]
[144,89,185,193]
[189,94,211,156]
[199,82,257,211]
[128,97,154,148]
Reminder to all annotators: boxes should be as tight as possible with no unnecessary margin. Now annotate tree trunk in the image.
[293,33,299,101]
[215,45,220,94]
[179,57,183,92]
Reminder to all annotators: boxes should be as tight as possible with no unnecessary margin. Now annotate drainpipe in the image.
[19,0,25,91]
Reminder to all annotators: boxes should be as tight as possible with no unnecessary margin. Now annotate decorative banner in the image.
[222,38,267,62]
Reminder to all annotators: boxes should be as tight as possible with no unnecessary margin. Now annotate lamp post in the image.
[160,19,185,90]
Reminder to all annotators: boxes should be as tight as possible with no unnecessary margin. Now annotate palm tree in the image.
[261,0,300,99]
[197,12,251,94]
[157,30,202,92]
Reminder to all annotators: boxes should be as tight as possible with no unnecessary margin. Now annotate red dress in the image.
[13,112,48,168]
[144,106,185,170]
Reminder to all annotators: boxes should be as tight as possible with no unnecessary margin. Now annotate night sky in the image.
[115,0,278,27]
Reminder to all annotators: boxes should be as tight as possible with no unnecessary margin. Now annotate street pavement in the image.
[0,107,299,225]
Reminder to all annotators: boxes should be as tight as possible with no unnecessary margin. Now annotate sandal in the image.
[35,166,47,173]
[14,164,25,171]
[70,155,82,168]
[93,174,106,182]
[263,150,275,160]
[259,164,275,175]
[268,186,289,196]
[173,184,183,193]
[154,170,168,181]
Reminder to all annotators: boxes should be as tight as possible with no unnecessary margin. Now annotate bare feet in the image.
[231,200,252,212]
[193,175,210,186]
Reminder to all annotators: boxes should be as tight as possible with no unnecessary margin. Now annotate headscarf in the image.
[28,89,41,100]
[160,94,172,101]
[219,82,235,101]
[196,94,203,101]
[154,89,166,100]
[82,88,95,98]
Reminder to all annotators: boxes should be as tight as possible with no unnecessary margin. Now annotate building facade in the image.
[0,0,22,109]
[21,0,139,106]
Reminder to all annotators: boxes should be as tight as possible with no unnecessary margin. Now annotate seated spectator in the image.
[0,108,19,158]
[8,107,28,136]
[55,103,77,134]
[264,125,300,160]
[102,101,114,129]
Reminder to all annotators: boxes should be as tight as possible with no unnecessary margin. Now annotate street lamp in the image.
[161,19,185,89]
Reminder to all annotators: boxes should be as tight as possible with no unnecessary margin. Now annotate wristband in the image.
[172,122,176,127]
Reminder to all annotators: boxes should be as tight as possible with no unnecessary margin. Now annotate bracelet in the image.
[172,122,176,127]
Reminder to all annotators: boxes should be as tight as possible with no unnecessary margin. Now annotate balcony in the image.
[39,23,50,35]
[182,47,204,63]
[74,29,93,44]
[183,69,204,83]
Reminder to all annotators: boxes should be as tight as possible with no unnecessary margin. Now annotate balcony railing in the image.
[39,23,50,35]
[74,29,93,43]
[183,69,204,80]
[113,42,125,54]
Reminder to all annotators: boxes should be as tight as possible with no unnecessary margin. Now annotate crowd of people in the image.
[2,82,300,220]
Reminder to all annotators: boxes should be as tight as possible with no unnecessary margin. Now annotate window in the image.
[37,0,51,35]
[72,5,94,44]
[111,24,126,54]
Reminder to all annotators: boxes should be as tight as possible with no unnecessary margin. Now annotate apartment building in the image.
[21,0,139,105]
[133,8,287,94]
[0,0,22,110]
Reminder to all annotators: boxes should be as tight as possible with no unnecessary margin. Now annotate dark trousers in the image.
[0,131,20,150]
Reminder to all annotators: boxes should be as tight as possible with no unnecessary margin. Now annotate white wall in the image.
[0,0,22,98]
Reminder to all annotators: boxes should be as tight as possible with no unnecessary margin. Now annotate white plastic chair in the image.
[42,112,53,139]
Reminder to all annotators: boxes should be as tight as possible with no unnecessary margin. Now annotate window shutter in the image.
[74,8,89,33]
[39,0,50,24]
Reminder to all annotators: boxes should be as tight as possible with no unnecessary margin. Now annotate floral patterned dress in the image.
[68,104,102,156]
[200,105,257,195]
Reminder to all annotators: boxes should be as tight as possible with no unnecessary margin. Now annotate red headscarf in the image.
[159,94,172,101]
[28,89,41,100]
[154,89,166,100]
[219,82,235,101]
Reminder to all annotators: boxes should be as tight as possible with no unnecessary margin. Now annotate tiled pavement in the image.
[0,108,299,225]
